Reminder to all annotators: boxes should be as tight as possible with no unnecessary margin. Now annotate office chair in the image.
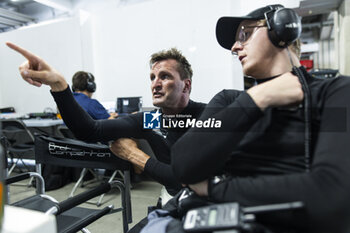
[35,134,133,225]
[5,172,128,233]
[56,125,127,207]
[0,119,35,176]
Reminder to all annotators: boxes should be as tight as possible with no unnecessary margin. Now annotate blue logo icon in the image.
[143,110,162,129]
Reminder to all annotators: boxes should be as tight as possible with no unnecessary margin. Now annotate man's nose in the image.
[231,41,242,54]
[151,77,162,90]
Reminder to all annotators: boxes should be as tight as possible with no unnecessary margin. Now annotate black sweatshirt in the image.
[51,87,205,195]
[171,68,350,232]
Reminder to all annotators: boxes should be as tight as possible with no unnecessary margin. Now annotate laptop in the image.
[116,97,142,115]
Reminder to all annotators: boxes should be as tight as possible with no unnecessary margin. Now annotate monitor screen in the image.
[116,97,142,114]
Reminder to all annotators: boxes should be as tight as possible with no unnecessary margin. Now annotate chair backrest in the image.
[35,135,131,171]
[1,119,35,146]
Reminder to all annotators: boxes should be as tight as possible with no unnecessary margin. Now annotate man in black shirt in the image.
[6,44,205,198]
[170,5,350,233]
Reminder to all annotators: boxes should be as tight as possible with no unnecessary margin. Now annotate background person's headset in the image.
[264,5,312,172]
[85,72,96,93]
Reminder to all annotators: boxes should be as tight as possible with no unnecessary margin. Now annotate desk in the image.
[22,119,63,127]
[2,205,57,233]
[0,113,24,119]
[23,119,64,136]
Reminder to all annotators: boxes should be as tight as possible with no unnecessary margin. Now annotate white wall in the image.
[235,0,300,13]
[88,0,300,107]
[0,17,84,114]
[88,0,242,107]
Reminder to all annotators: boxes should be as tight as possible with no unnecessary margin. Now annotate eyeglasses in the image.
[236,25,266,45]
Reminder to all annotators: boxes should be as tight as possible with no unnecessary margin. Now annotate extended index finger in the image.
[6,42,39,61]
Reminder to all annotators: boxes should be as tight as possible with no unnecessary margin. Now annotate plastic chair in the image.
[5,172,128,233]
[34,134,133,226]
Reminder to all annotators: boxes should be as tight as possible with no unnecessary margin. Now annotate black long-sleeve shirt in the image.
[51,87,205,195]
[171,68,350,232]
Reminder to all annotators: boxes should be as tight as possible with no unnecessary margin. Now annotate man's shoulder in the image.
[189,100,206,108]
[73,94,91,106]
[73,92,87,99]
[308,75,350,108]
[333,75,350,84]
[310,74,350,93]
[220,89,243,96]
[74,93,91,103]
[325,75,350,94]
[187,100,206,116]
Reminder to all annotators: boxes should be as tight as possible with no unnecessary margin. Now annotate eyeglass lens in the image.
[237,26,255,44]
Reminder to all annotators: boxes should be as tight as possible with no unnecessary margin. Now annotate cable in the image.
[287,48,312,172]
[294,66,312,172]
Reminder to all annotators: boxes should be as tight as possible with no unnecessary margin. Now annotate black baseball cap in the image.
[216,4,284,50]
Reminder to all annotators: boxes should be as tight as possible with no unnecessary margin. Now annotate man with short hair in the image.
[6,44,206,199]
[110,48,205,203]
[71,71,117,120]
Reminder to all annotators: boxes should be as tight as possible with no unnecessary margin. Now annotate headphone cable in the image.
[287,48,312,172]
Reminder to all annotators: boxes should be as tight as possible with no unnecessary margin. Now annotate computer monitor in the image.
[116,97,142,114]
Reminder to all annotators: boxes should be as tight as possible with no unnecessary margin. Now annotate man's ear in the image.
[183,79,191,93]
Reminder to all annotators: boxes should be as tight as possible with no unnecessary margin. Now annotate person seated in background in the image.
[6,44,206,204]
[166,4,350,233]
[71,71,118,120]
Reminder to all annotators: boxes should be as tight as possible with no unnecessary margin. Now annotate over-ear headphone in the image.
[264,5,301,48]
[86,72,96,93]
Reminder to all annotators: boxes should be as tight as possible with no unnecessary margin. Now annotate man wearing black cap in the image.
[168,4,350,233]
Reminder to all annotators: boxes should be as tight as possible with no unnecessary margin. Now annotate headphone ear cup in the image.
[267,8,301,48]
[86,73,96,93]
[86,81,96,93]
